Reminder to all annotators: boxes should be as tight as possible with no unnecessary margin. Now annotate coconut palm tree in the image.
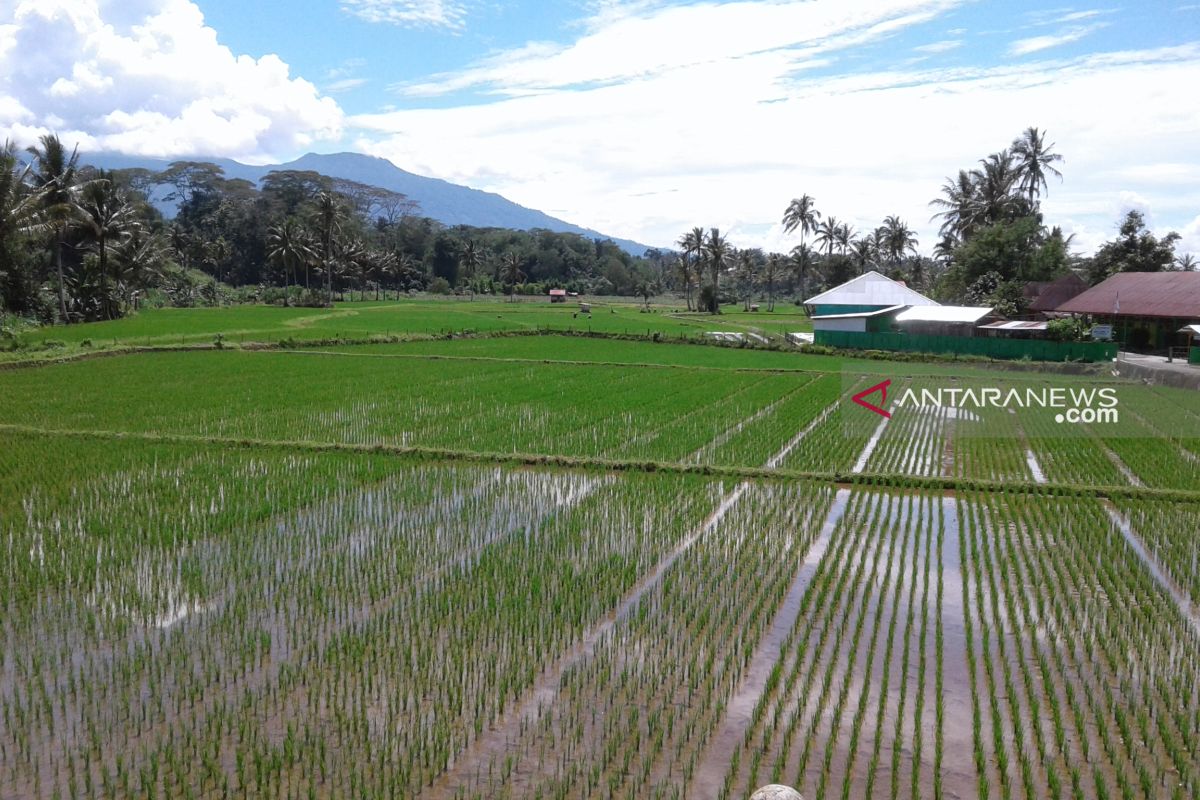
[702,227,730,312]
[850,237,875,276]
[369,249,397,300]
[460,239,483,295]
[737,249,758,310]
[673,253,693,309]
[394,252,419,297]
[501,251,525,301]
[266,219,314,306]
[677,226,706,310]
[202,236,231,290]
[790,243,812,300]
[334,238,368,300]
[814,216,840,259]
[1176,253,1197,271]
[313,191,343,304]
[782,194,820,250]
[764,253,781,311]
[1011,126,1063,206]
[879,216,918,274]
[835,222,854,255]
[74,175,136,320]
[110,225,165,310]
[25,134,80,321]
[929,169,978,240]
[972,150,1024,226]
[0,143,47,314]
[933,233,957,264]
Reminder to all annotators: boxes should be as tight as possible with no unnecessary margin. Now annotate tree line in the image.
[672,127,1192,316]
[0,136,662,323]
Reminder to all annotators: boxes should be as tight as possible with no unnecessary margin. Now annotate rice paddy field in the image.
[13,298,809,352]
[3,314,1200,800]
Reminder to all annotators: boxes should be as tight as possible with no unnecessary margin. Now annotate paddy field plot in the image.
[3,334,1200,800]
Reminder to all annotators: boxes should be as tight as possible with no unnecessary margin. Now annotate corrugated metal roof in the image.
[809,304,906,321]
[1025,273,1088,312]
[895,305,995,323]
[803,271,938,308]
[1180,324,1200,337]
[979,320,1048,331]
[1056,272,1200,318]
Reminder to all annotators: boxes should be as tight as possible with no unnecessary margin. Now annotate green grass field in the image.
[4,310,1200,800]
[18,297,813,350]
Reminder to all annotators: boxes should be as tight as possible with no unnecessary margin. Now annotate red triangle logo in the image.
[852,379,892,419]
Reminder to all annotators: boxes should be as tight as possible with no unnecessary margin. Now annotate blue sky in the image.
[195,0,1197,114]
[2,0,1199,255]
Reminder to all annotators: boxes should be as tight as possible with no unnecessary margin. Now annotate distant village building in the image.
[893,305,999,337]
[548,289,567,303]
[804,271,1114,362]
[1180,324,1200,364]
[978,320,1049,339]
[1055,272,1200,352]
[804,271,938,319]
[1023,273,1088,318]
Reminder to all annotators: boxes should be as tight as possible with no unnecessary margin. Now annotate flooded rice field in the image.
[3,365,1200,800]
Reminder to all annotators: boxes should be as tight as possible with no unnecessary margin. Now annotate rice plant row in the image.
[1112,498,1200,610]
[1,434,728,799]
[0,351,815,467]
[438,481,837,800]
[958,491,1200,799]
[716,490,946,800]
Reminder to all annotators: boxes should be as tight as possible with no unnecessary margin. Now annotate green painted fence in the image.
[1191,346,1200,365]
[814,330,1118,362]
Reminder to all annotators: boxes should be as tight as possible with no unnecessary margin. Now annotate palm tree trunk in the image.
[55,232,68,322]
[98,238,112,320]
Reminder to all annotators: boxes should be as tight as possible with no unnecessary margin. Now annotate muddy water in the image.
[1102,501,1200,639]
[939,496,978,800]
[689,488,851,795]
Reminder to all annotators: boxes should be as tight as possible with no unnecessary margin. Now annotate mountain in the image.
[85,151,652,256]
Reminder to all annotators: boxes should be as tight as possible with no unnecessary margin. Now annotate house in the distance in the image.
[1023,273,1088,318]
[803,271,938,319]
[1055,271,1200,352]
[805,271,1114,362]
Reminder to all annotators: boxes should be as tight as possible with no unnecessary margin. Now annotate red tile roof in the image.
[1056,272,1200,318]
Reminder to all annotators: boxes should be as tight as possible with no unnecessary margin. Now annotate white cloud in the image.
[327,78,369,93]
[391,0,963,97]
[1052,9,1115,23]
[339,0,467,29]
[1008,22,1109,56]
[1178,215,1200,259]
[350,0,1200,257]
[914,39,962,53]
[0,0,343,162]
